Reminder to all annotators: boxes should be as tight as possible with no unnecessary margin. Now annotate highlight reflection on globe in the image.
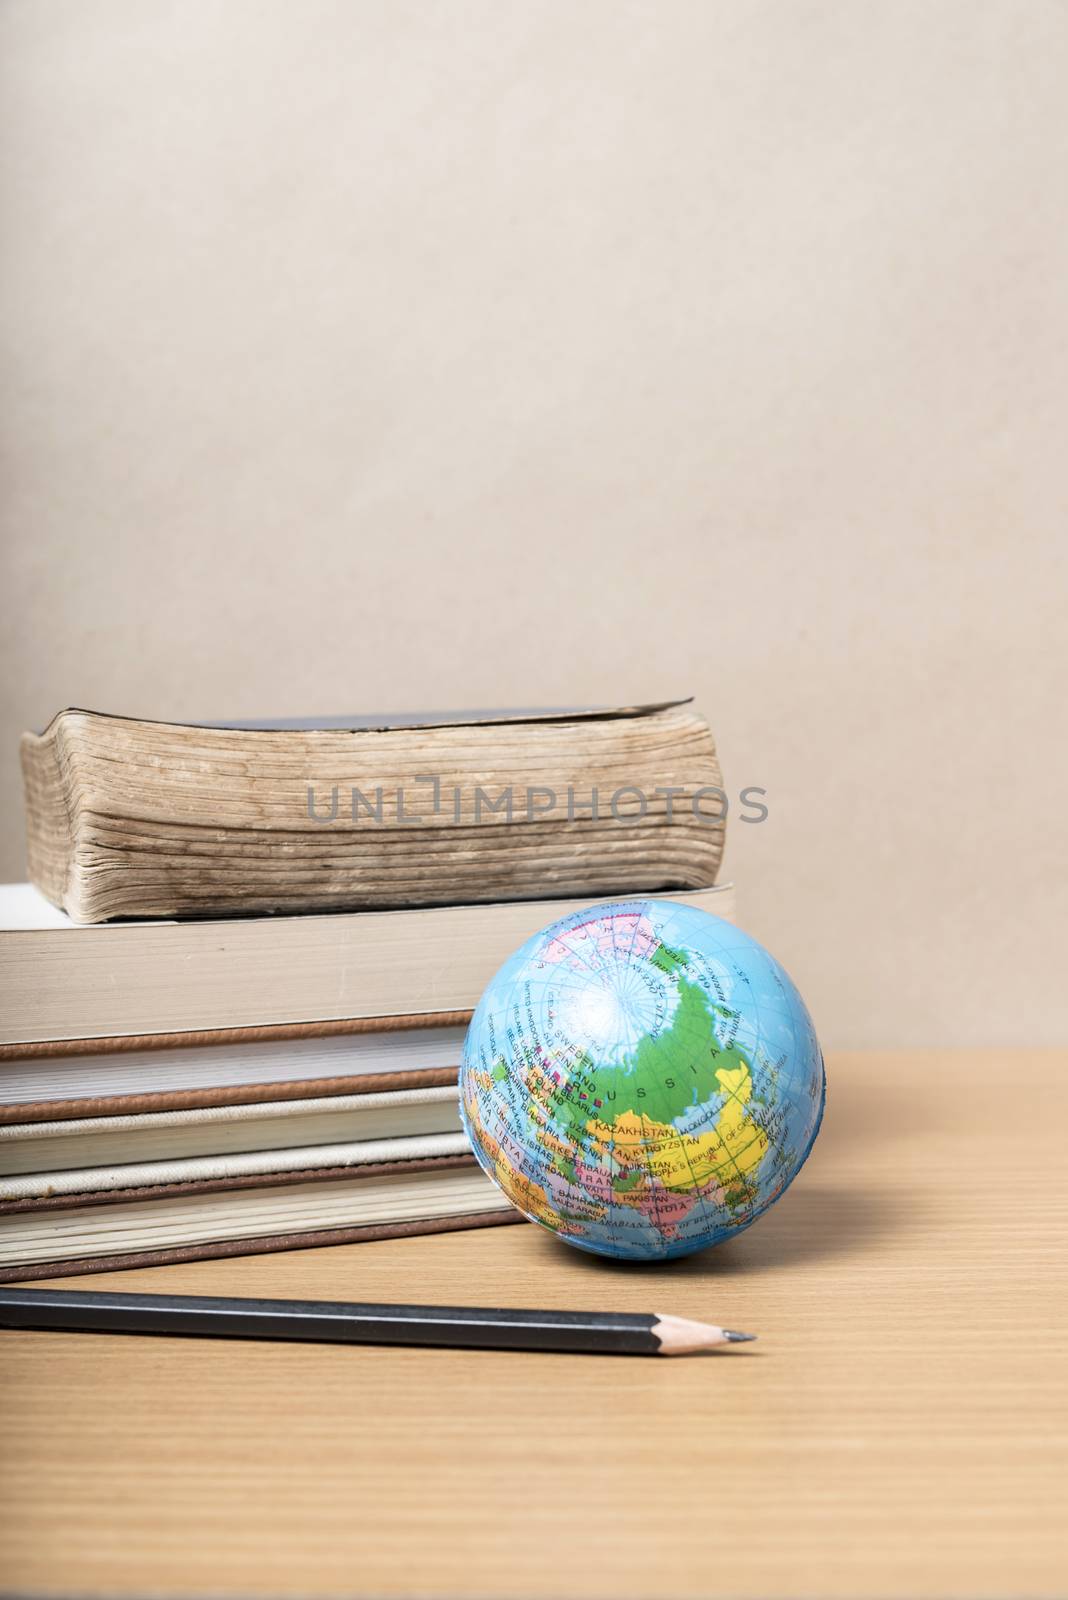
[460,899,825,1261]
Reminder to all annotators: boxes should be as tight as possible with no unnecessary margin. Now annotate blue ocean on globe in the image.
[460,899,825,1260]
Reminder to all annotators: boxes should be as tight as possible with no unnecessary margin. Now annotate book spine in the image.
[20,725,76,916]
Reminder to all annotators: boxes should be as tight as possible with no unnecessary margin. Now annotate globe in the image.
[460,899,825,1260]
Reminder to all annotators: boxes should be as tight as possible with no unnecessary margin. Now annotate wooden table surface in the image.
[1,1050,1065,1599]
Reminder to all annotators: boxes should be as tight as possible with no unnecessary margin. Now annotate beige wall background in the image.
[2,1,1065,1048]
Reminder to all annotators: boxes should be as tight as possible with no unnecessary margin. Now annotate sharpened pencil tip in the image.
[652,1314,758,1353]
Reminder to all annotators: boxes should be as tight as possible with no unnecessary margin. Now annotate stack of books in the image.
[1,700,734,1281]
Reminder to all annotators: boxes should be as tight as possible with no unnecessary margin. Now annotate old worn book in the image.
[0,882,736,1049]
[20,701,725,922]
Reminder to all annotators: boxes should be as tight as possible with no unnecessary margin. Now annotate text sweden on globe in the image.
[460,901,825,1261]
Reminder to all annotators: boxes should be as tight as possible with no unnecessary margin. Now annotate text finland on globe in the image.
[460,900,825,1260]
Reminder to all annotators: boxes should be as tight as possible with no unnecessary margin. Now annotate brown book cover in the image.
[0,1008,474,1061]
[0,1064,461,1126]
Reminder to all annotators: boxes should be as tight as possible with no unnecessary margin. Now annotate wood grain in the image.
[1,1051,1065,1599]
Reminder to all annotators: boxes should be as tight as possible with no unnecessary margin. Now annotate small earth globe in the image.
[460,899,825,1261]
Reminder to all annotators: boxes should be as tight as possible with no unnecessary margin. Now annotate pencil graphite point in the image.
[652,1314,758,1355]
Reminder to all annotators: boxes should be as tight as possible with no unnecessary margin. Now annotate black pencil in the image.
[0,1286,755,1357]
